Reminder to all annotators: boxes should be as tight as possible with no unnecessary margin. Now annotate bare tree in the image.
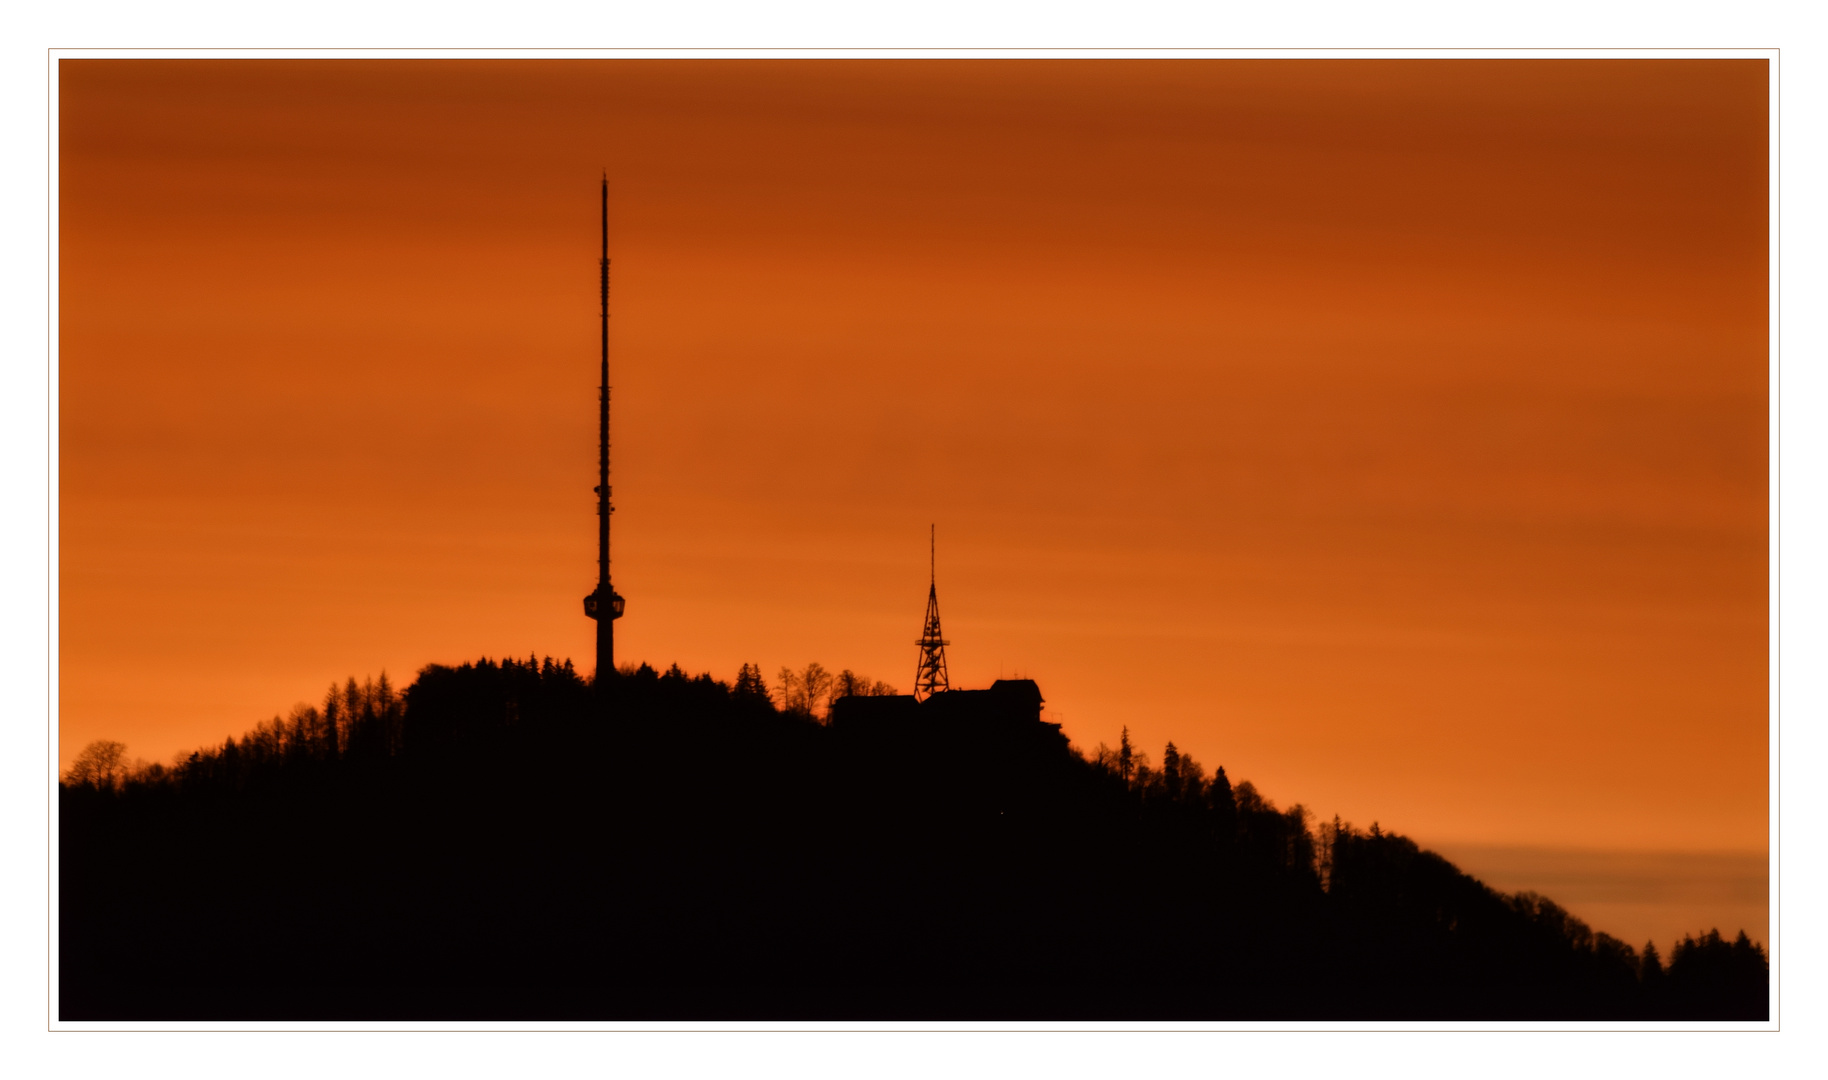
[802,662,834,717]
[776,662,836,719]
[775,666,798,712]
[65,739,128,790]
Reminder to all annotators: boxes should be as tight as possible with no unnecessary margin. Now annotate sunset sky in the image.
[57,59,1770,945]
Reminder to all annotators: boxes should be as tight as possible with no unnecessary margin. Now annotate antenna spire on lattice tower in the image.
[914,524,950,701]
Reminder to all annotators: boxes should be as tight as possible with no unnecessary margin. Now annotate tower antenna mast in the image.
[584,172,625,687]
[913,524,950,701]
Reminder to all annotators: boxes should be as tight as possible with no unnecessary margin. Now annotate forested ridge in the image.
[61,657,1768,1021]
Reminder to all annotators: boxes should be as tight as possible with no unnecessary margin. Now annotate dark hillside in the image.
[59,658,1768,1021]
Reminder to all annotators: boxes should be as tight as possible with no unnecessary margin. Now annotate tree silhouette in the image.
[833,669,898,701]
[64,740,128,790]
[57,655,1769,1022]
[321,685,342,758]
[776,661,835,719]
[732,663,772,705]
[1641,938,1665,989]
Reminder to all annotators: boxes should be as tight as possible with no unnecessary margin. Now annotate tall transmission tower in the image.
[583,173,625,685]
[913,525,950,701]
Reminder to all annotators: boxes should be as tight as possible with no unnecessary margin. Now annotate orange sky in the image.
[58,60,1768,871]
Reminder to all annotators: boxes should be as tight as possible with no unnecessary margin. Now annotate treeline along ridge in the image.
[60,657,1768,1020]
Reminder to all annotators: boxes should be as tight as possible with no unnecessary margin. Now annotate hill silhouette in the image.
[60,657,1768,1021]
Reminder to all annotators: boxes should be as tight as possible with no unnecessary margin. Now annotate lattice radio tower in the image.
[582,173,626,685]
[913,524,950,701]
